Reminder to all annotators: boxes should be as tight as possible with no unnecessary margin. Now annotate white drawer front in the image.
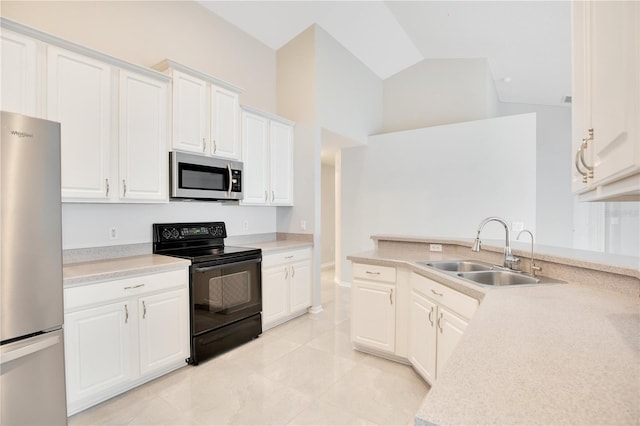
[411,273,478,320]
[262,247,311,268]
[352,263,396,283]
[64,269,188,312]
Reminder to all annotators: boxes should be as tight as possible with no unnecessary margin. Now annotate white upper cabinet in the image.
[241,107,295,206]
[2,19,170,203]
[210,85,240,159]
[171,70,208,154]
[270,120,294,205]
[0,29,38,116]
[154,60,243,160]
[242,111,270,204]
[47,46,112,201]
[118,70,169,202]
[572,1,640,201]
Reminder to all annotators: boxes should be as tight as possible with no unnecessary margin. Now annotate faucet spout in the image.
[472,217,520,270]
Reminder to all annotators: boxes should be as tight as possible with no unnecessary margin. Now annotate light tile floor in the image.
[69,269,430,425]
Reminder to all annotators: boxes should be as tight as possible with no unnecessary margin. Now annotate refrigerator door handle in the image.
[0,333,61,365]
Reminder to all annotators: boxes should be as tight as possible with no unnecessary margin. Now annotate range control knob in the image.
[162,229,172,240]
[171,229,180,239]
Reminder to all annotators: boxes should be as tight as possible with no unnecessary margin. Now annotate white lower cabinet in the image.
[262,247,312,330]
[351,264,397,355]
[64,268,189,415]
[350,262,479,385]
[409,272,478,384]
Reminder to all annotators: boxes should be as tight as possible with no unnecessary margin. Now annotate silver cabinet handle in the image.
[271,190,275,202]
[428,306,434,326]
[365,271,380,275]
[142,301,147,319]
[227,164,232,197]
[124,284,145,290]
[292,266,295,278]
[437,312,444,333]
[106,178,110,196]
[389,289,393,305]
[579,128,594,179]
[264,190,268,202]
[122,179,127,197]
[284,255,294,259]
[202,138,206,152]
[575,146,589,183]
[124,304,129,324]
[285,267,289,279]
[431,289,443,297]
[213,140,217,153]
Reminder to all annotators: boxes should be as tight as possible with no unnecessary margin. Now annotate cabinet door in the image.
[289,260,311,313]
[138,289,189,376]
[210,85,240,159]
[270,121,294,205]
[241,111,269,205]
[409,291,437,384]
[352,280,395,353]
[171,70,208,154]
[64,302,133,408]
[0,30,38,116]
[587,1,640,188]
[118,70,168,202]
[262,265,289,326]
[48,46,112,201]
[436,307,469,378]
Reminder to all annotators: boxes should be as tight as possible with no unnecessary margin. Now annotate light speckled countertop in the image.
[63,254,190,287]
[348,249,640,425]
[237,239,312,254]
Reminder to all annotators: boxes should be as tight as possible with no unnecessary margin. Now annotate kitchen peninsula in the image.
[347,235,639,425]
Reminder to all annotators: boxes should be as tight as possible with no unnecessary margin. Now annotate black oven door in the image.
[190,257,262,336]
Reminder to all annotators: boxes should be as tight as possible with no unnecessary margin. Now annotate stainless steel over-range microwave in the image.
[170,151,243,201]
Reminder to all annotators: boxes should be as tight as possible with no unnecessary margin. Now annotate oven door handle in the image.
[227,164,232,198]
[193,258,260,273]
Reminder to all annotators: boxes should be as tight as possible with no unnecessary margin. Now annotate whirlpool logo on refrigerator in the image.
[10,130,34,138]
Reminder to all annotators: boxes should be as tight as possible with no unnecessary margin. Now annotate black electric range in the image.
[153,222,262,365]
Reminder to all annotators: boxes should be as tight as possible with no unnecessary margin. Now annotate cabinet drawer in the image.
[411,273,478,320]
[352,263,396,283]
[262,247,311,268]
[65,269,188,312]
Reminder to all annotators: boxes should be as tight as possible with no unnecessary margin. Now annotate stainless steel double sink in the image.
[420,260,565,287]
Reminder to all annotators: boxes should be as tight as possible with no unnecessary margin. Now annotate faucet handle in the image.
[505,255,521,270]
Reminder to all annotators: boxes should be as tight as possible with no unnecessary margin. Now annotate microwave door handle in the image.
[227,164,232,198]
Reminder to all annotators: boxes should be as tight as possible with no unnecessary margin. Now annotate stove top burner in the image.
[152,222,261,265]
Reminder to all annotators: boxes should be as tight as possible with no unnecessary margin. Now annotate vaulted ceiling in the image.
[198,1,571,107]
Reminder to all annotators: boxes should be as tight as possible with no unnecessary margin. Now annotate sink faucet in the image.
[517,229,542,276]
[471,217,521,270]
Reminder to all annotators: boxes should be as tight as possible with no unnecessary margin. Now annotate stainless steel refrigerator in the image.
[0,111,67,425]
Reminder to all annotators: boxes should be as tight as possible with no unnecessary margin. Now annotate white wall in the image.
[382,58,498,133]
[498,103,573,248]
[3,1,280,249]
[315,26,383,144]
[340,113,537,283]
[62,203,276,250]
[321,162,336,266]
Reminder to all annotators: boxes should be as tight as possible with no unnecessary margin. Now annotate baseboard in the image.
[308,305,324,314]
[321,262,335,270]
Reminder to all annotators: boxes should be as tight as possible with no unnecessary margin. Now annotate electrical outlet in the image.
[243,221,249,231]
[109,227,118,240]
[430,244,443,252]
[300,220,307,231]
